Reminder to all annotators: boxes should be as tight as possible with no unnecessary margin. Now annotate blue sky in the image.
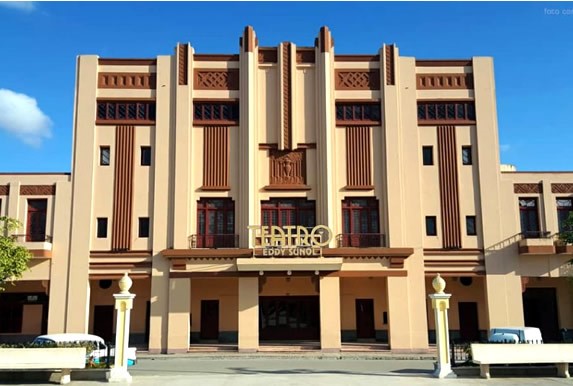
[0,1,572,172]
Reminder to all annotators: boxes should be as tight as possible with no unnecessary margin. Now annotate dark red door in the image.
[458,302,479,342]
[356,299,375,339]
[200,300,219,340]
[93,305,114,342]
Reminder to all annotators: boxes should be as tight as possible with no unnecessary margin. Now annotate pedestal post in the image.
[107,273,136,383]
[428,274,456,379]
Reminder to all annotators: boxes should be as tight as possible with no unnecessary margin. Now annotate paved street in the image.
[31,358,573,386]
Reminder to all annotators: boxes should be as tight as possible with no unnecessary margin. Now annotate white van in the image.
[32,333,137,366]
[488,327,543,344]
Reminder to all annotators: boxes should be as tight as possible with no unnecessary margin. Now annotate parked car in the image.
[32,333,137,366]
[488,327,543,344]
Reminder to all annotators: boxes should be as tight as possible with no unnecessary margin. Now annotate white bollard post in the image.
[107,273,136,383]
[429,274,456,378]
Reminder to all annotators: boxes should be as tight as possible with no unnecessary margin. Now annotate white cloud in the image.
[0,1,36,12]
[500,144,511,152]
[0,89,52,147]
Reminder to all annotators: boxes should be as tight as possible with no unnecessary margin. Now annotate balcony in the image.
[555,231,573,255]
[336,233,386,248]
[13,234,53,258]
[518,231,554,255]
[188,234,239,249]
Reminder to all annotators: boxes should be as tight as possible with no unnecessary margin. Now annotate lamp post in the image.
[429,273,456,378]
[107,273,136,383]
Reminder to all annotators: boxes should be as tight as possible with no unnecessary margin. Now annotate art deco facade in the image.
[1,26,572,353]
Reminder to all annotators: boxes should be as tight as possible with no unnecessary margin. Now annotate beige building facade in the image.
[1,26,572,353]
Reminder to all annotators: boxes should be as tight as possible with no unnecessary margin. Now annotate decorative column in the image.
[107,273,136,383]
[429,274,456,379]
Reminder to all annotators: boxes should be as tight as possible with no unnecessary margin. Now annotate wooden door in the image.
[93,305,114,342]
[356,299,375,339]
[458,302,480,342]
[200,300,219,340]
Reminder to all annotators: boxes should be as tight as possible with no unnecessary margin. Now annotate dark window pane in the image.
[456,104,465,119]
[446,104,456,119]
[141,146,151,166]
[345,105,353,120]
[221,104,229,120]
[462,146,472,165]
[466,216,477,236]
[336,105,344,120]
[418,104,426,120]
[204,105,212,120]
[353,105,362,120]
[466,103,476,120]
[437,104,446,119]
[108,103,116,119]
[427,104,436,119]
[194,104,203,120]
[127,103,137,119]
[100,147,110,166]
[422,146,433,166]
[97,103,107,119]
[97,218,108,238]
[118,104,127,119]
[213,105,221,120]
[139,217,150,238]
[426,216,437,236]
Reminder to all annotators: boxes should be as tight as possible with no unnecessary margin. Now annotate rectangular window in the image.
[417,101,476,123]
[26,199,47,242]
[193,102,239,124]
[422,146,434,166]
[519,198,540,238]
[96,101,156,123]
[196,198,235,248]
[335,103,381,124]
[0,302,23,333]
[138,217,150,238]
[141,146,151,166]
[96,218,108,238]
[341,198,381,247]
[100,146,110,166]
[557,198,573,232]
[426,216,437,236]
[462,146,472,165]
[466,216,477,236]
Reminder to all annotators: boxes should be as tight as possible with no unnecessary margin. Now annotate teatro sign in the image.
[248,225,333,257]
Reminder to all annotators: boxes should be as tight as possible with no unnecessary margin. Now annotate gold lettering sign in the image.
[248,225,333,257]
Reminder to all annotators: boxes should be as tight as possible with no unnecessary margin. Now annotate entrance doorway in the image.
[93,305,114,342]
[260,296,320,340]
[523,288,560,342]
[200,300,219,340]
[355,299,375,340]
[458,302,480,342]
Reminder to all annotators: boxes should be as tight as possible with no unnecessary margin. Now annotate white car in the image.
[488,327,543,344]
[32,333,137,366]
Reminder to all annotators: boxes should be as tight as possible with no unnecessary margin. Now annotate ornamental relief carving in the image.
[20,185,56,196]
[335,70,380,90]
[269,150,306,186]
[98,73,156,89]
[416,73,474,90]
[513,183,542,194]
[194,69,239,90]
[552,183,573,193]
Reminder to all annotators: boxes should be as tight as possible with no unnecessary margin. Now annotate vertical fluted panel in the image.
[346,126,372,188]
[437,125,461,249]
[112,125,135,251]
[281,43,292,150]
[178,43,188,86]
[203,126,229,189]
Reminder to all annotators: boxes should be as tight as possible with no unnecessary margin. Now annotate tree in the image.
[559,212,573,245]
[0,216,31,291]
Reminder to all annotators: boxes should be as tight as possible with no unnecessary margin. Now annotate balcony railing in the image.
[12,234,53,243]
[520,230,551,239]
[188,234,239,249]
[336,233,386,248]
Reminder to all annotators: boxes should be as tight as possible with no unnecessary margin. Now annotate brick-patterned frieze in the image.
[20,185,56,195]
[98,73,156,89]
[416,73,474,89]
[514,183,543,194]
[552,183,573,194]
[335,70,380,90]
[194,69,239,90]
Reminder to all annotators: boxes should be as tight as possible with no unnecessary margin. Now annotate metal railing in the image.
[336,233,386,248]
[450,340,473,367]
[188,234,239,249]
[520,230,551,239]
[12,234,53,243]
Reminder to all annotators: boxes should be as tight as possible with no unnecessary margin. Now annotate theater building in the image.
[1,26,572,353]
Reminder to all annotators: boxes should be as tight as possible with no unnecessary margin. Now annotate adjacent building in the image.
[1,26,572,353]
